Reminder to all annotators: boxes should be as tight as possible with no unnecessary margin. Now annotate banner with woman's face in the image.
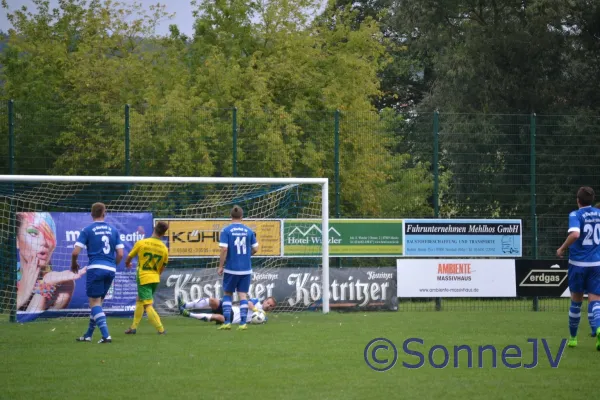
[16,212,153,322]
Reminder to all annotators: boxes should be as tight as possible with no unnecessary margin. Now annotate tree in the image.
[1,0,434,218]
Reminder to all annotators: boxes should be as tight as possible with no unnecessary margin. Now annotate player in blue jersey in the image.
[176,295,276,324]
[216,205,258,331]
[557,187,600,350]
[71,203,124,343]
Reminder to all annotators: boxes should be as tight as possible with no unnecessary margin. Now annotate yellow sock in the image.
[131,301,144,329]
[146,305,164,333]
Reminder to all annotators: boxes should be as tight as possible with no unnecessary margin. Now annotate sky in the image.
[0,0,198,36]
[1,0,329,37]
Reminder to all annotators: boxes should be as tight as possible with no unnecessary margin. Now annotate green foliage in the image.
[0,0,432,219]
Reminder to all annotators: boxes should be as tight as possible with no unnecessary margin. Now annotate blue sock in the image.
[92,305,110,338]
[592,301,600,336]
[589,302,596,335]
[84,317,96,338]
[240,300,248,325]
[569,300,582,338]
[222,296,232,324]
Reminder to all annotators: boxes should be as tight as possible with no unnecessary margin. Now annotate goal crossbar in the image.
[0,175,328,185]
[0,175,331,314]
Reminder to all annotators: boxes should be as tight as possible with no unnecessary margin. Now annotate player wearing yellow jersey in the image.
[124,221,169,335]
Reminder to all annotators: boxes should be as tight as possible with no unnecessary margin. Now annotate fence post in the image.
[232,108,238,177]
[334,110,341,268]
[433,110,442,311]
[530,113,539,311]
[433,110,440,217]
[334,110,341,218]
[124,104,130,176]
[8,100,14,175]
[8,100,16,322]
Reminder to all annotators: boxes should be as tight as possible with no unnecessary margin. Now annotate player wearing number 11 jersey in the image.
[217,205,259,331]
[124,221,169,335]
[557,187,600,350]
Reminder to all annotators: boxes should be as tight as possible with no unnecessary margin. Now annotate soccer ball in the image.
[251,310,266,324]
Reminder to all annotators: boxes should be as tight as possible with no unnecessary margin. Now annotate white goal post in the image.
[0,175,331,322]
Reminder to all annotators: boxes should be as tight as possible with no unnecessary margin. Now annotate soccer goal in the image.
[0,175,330,323]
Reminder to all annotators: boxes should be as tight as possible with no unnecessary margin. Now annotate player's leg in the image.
[183,298,225,323]
[588,292,597,337]
[218,273,236,330]
[185,311,225,323]
[567,264,585,347]
[586,266,600,350]
[127,277,145,334]
[177,295,214,313]
[94,270,115,343]
[76,269,99,342]
[236,275,251,330]
[125,295,144,334]
[143,284,165,334]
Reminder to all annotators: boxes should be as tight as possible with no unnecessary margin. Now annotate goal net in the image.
[0,176,330,323]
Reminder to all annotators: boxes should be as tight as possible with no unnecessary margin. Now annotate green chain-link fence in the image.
[3,100,600,312]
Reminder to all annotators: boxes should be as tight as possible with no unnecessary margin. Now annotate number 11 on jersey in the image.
[234,236,247,255]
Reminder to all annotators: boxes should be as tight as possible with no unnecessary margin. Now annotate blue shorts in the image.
[223,273,251,294]
[86,268,115,298]
[568,264,600,295]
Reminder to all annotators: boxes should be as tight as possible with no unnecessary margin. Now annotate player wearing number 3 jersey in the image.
[72,203,124,344]
[124,221,169,335]
[557,186,600,350]
[217,205,259,331]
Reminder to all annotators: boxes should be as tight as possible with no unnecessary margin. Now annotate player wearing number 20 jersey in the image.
[560,187,600,349]
[567,205,600,272]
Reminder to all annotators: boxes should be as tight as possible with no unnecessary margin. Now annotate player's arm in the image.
[158,249,168,275]
[557,212,581,257]
[217,229,228,276]
[218,247,227,274]
[125,241,141,269]
[71,246,82,273]
[116,247,124,265]
[251,232,259,255]
[71,230,87,273]
[248,299,260,313]
[115,232,125,265]
[557,232,579,256]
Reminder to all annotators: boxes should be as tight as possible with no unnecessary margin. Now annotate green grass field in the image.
[0,311,596,400]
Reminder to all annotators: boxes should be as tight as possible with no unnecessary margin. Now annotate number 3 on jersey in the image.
[582,223,600,246]
[101,235,111,254]
[234,236,247,255]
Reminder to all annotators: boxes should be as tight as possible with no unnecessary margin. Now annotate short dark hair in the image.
[231,205,243,219]
[91,203,106,219]
[578,187,595,206]
[154,221,169,236]
[266,296,277,306]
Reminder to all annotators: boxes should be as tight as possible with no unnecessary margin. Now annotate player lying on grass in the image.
[177,295,276,325]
